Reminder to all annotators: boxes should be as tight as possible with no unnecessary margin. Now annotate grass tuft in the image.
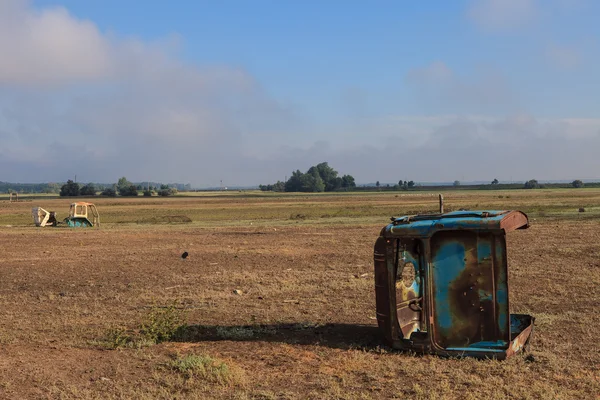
[168,354,245,386]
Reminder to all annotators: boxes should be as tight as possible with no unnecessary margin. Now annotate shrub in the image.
[140,304,187,343]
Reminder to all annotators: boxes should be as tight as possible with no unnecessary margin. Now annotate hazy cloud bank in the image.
[1,0,599,186]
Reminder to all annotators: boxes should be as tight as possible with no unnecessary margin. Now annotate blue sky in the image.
[1,0,599,185]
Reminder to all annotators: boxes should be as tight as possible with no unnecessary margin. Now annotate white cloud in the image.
[405,62,517,115]
[467,0,537,32]
[0,0,114,84]
[0,0,298,186]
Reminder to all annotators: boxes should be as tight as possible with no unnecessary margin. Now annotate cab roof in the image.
[383,210,529,238]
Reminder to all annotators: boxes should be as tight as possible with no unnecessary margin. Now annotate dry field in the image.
[0,190,598,399]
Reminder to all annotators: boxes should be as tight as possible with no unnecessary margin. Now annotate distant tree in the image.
[272,181,286,192]
[398,180,403,187]
[143,189,154,197]
[278,163,356,192]
[524,179,540,189]
[491,178,499,185]
[285,170,305,192]
[59,180,80,197]
[376,181,380,188]
[341,175,356,189]
[116,177,138,196]
[300,168,325,192]
[120,185,139,196]
[80,183,97,196]
[453,180,461,187]
[158,187,177,196]
[572,179,584,188]
[44,183,61,194]
[117,177,131,192]
[407,181,415,188]
[101,187,117,197]
[314,162,341,191]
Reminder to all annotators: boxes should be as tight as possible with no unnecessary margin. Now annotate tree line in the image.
[59,177,180,197]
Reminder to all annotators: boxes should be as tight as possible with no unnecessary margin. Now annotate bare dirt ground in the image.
[0,191,598,399]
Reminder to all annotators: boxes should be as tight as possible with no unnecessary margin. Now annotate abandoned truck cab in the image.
[374,210,534,359]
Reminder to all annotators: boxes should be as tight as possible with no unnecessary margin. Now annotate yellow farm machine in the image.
[32,202,100,227]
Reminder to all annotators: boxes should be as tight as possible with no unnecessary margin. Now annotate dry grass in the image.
[0,190,598,399]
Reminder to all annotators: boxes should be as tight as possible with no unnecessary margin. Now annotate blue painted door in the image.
[430,231,510,351]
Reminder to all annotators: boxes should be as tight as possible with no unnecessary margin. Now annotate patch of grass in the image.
[98,304,187,349]
[140,304,187,344]
[168,354,244,386]
[104,327,134,349]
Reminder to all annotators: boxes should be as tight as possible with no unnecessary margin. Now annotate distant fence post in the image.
[439,194,444,213]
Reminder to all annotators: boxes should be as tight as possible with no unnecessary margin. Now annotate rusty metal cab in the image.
[374,210,534,359]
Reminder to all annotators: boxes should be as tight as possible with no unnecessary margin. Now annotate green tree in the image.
[524,179,540,189]
[375,181,380,188]
[44,183,60,194]
[117,177,138,196]
[158,187,177,196]
[285,170,305,192]
[407,181,415,188]
[101,186,117,197]
[272,181,286,192]
[572,180,584,188]
[80,183,97,196]
[117,177,132,195]
[59,180,80,197]
[341,175,356,188]
[314,162,341,191]
[120,185,139,196]
[300,168,325,192]
[281,164,356,192]
[453,180,461,187]
[491,178,499,185]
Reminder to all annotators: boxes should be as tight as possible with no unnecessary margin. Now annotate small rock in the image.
[578,207,585,212]
[233,289,243,295]
[181,251,189,259]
